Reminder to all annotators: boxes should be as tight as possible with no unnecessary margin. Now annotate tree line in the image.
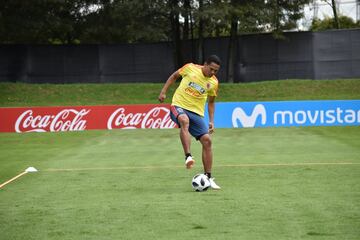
[0,1,314,43]
[1,0,359,81]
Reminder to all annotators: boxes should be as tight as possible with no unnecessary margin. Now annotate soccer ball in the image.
[191,174,210,192]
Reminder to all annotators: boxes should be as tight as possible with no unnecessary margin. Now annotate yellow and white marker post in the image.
[0,167,38,189]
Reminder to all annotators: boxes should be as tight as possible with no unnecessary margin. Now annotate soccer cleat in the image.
[209,177,221,190]
[185,156,195,169]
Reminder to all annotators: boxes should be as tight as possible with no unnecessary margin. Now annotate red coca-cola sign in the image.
[0,104,176,133]
[107,106,174,129]
[14,109,90,132]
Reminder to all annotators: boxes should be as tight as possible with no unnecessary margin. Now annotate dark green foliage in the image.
[311,15,360,31]
[0,0,312,44]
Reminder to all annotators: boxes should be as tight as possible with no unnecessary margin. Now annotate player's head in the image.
[205,55,221,66]
[203,55,221,77]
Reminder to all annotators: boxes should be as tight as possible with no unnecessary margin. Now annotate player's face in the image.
[203,62,220,77]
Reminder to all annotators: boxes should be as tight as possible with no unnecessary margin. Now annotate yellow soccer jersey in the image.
[172,63,219,116]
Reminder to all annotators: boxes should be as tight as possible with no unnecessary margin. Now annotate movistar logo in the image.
[232,104,267,128]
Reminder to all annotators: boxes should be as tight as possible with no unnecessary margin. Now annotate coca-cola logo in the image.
[15,109,90,133]
[107,107,176,129]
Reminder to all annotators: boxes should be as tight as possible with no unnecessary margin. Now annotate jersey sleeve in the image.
[208,78,219,97]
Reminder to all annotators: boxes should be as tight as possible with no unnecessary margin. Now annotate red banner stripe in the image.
[0,104,177,133]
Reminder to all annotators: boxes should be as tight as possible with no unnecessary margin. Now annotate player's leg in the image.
[199,134,212,173]
[199,134,220,189]
[186,112,212,175]
[187,111,220,190]
[177,114,193,162]
[170,106,194,168]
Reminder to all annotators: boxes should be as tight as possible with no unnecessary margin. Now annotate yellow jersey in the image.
[172,63,219,116]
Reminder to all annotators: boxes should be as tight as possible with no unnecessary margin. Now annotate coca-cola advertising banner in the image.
[0,104,176,133]
[2,100,358,133]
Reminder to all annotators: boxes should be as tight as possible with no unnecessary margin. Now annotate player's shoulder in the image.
[179,62,200,74]
[182,63,199,69]
[193,63,202,69]
[211,75,219,85]
[179,62,192,72]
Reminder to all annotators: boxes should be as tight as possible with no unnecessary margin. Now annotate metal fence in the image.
[0,29,359,83]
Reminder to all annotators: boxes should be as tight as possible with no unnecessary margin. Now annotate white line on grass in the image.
[43,162,360,172]
[219,162,360,168]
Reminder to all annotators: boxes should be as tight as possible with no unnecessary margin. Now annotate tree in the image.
[182,0,191,41]
[261,0,312,36]
[310,15,360,31]
[227,0,243,83]
[330,0,340,29]
[196,0,205,64]
[0,0,99,44]
[80,0,169,43]
[0,0,313,44]
[169,0,183,68]
[319,0,340,28]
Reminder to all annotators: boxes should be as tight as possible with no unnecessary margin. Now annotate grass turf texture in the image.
[1,79,360,107]
[1,127,359,240]
[1,79,359,239]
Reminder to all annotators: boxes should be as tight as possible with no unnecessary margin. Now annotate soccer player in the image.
[158,55,221,190]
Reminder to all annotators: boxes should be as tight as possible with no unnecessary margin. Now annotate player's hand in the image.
[209,122,214,134]
[158,92,166,103]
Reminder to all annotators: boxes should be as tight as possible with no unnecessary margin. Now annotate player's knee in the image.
[200,135,212,148]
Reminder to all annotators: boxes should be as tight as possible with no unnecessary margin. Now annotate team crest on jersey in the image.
[206,83,211,89]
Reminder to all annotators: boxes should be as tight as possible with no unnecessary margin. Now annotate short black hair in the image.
[205,55,221,65]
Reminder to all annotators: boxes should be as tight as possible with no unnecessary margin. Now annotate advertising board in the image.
[205,100,360,128]
[1,100,358,133]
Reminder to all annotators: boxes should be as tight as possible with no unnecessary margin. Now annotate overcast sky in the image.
[299,0,359,30]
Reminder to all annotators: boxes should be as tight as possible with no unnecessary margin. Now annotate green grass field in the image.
[1,80,360,239]
[1,127,359,240]
[1,79,360,106]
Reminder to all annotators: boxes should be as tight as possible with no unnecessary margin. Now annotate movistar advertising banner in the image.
[205,100,360,128]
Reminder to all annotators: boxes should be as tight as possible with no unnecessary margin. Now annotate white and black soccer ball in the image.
[191,174,210,192]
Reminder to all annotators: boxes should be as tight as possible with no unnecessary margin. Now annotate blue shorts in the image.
[170,105,208,140]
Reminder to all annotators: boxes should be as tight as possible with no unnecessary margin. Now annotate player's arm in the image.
[158,70,180,103]
[208,96,216,134]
